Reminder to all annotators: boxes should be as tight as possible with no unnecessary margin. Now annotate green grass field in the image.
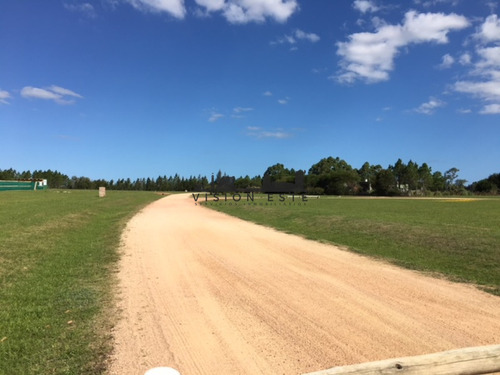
[0,190,161,375]
[206,195,500,295]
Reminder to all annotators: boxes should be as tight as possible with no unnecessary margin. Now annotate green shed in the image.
[0,179,48,191]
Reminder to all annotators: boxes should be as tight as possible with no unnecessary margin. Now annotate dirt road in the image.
[109,194,500,375]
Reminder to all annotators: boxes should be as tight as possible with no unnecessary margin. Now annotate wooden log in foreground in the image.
[303,344,500,375]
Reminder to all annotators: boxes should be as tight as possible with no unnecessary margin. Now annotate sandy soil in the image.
[109,193,500,375]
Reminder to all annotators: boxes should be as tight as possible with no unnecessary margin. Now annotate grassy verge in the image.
[206,195,500,295]
[0,190,161,374]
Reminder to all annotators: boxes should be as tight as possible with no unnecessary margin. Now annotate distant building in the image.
[0,179,48,191]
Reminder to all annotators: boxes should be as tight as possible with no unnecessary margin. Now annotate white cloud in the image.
[336,10,469,83]
[233,107,253,113]
[0,89,11,104]
[459,52,472,65]
[454,80,500,101]
[246,126,291,139]
[102,0,120,10]
[414,0,460,7]
[21,87,60,100]
[259,130,291,138]
[485,2,498,13]
[477,46,500,67]
[480,103,500,114]
[356,18,366,27]
[295,29,320,43]
[20,85,83,105]
[371,16,386,29]
[353,0,379,14]
[263,91,273,96]
[64,2,97,18]
[403,11,469,43]
[208,112,224,122]
[474,14,500,43]
[452,16,500,114]
[49,85,83,98]
[271,34,296,45]
[125,0,186,19]
[457,108,471,114]
[414,97,445,114]
[194,0,224,12]
[336,25,403,83]
[195,0,298,24]
[271,29,319,47]
[278,98,288,104]
[439,53,455,68]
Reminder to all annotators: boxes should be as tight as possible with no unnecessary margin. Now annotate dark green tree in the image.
[308,157,358,195]
[235,175,251,190]
[358,162,375,194]
[488,173,500,190]
[418,163,433,193]
[391,159,406,190]
[0,168,17,180]
[402,160,419,191]
[471,179,497,194]
[444,168,459,190]
[432,171,446,192]
[309,157,352,175]
[374,169,397,196]
[263,163,294,183]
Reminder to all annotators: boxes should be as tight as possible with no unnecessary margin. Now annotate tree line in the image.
[1,157,498,196]
[261,158,498,196]
[0,168,209,192]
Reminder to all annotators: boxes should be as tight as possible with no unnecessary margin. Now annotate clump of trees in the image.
[255,158,474,196]
[469,173,500,195]
[1,157,498,196]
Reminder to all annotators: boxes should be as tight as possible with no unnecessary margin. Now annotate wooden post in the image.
[303,344,500,375]
[99,187,106,198]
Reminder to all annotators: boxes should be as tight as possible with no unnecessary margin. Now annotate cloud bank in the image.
[453,15,500,114]
[336,10,469,83]
[125,0,298,23]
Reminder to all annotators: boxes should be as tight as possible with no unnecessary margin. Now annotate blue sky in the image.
[1,0,499,183]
